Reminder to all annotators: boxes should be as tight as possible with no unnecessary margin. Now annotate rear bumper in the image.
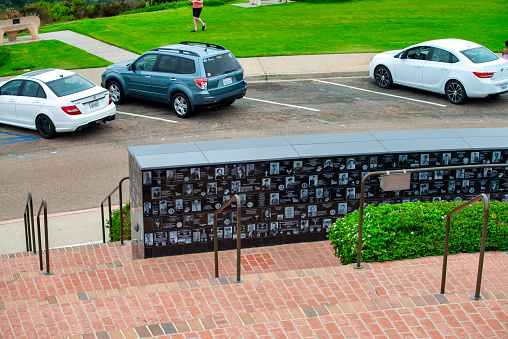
[192,82,248,106]
[466,78,508,98]
[54,104,116,133]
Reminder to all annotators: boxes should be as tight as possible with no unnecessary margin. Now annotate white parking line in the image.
[244,97,320,112]
[116,111,179,123]
[314,80,447,108]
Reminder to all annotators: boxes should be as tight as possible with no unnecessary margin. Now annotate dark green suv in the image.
[101,41,247,118]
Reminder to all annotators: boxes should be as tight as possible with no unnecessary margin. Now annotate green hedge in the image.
[106,201,131,242]
[327,200,508,265]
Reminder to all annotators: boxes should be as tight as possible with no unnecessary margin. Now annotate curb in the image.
[245,70,369,82]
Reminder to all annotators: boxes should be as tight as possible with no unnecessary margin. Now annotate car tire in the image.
[374,65,393,89]
[108,80,125,105]
[221,99,235,107]
[445,80,466,104]
[36,114,56,139]
[172,93,192,118]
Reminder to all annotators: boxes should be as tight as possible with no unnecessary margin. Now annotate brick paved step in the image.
[1,248,507,338]
[0,241,343,303]
[76,290,508,339]
[0,242,131,277]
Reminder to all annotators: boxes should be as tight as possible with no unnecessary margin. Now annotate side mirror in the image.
[127,64,133,71]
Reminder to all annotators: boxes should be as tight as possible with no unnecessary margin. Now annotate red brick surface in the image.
[0,241,507,338]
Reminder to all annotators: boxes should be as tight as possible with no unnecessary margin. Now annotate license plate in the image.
[223,77,232,86]
[501,83,507,90]
[89,100,99,109]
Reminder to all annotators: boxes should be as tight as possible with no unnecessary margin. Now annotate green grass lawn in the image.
[2,0,506,74]
[0,40,111,77]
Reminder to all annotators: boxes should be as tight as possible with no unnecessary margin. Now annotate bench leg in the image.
[27,25,38,40]
[6,31,18,41]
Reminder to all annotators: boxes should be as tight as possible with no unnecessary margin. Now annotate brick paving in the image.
[0,241,507,338]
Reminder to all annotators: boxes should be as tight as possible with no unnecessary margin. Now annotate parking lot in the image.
[1,76,507,220]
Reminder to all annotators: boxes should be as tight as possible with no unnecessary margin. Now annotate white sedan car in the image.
[369,39,508,104]
[0,69,116,138]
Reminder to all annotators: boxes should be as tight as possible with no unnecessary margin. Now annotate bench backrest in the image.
[0,16,40,29]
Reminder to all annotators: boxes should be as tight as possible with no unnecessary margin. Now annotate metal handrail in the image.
[441,193,489,300]
[213,194,243,283]
[24,192,36,253]
[100,176,129,245]
[354,163,508,269]
[36,199,52,275]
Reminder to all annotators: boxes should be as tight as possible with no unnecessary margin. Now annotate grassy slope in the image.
[0,40,111,76]
[38,0,507,58]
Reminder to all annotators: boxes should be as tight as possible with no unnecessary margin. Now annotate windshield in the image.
[46,74,95,97]
[460,47,499,64]
[203,53,241,77]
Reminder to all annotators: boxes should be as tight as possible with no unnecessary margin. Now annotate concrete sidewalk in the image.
[1,30,373,85]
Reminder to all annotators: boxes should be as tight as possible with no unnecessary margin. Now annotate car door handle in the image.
[32,101,39,104]
[170,78,176,81]
[145,75,150,78]
[8,99,14,102]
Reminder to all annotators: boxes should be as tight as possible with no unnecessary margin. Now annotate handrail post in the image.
[354,171,386,269]
[440,194,488,300]
[234,195,243,283]
[100,202,106,244]
[29,193,36,254]
[42,200,52,275]
[36,208,43,271]
[213,194,243,283]
[118,176,129,246]
[24,210,29,252]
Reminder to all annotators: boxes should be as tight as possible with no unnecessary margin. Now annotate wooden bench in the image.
[0,16,40,45]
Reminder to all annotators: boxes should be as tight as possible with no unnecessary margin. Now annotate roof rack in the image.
[179,41,226,50]
[150,47,200,57]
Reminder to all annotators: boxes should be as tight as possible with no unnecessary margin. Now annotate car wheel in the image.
[445,80,466,104]
[172,93,192,118]
[374,66,393,89]
[108,80,125,104]
[221,99,235,107]
[36,114,56,139]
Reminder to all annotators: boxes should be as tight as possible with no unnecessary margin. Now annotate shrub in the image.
[0,7,21,19]
[327,200,508,265]
[106,201,131,242]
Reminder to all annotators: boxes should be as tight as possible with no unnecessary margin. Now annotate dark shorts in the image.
[193,7,202,18]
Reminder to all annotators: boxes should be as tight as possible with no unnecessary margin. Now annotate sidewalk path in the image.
[2,30,373,82]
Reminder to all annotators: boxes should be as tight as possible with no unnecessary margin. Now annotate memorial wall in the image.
[128,129,508,259]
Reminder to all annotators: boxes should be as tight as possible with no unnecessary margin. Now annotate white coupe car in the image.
[369,39,508,104]
[0,69,116,139]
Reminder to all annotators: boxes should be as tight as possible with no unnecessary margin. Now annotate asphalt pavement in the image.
[0,30,376,254]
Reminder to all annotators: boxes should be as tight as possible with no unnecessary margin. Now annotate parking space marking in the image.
[244,97,321,112]
[0,132,38,145]
[314,80,447,107]
[116,111,179,123]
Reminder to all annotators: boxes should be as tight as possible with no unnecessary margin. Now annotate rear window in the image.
[460,47,499,64]
[46,74,95,97]
[203,53,241,77]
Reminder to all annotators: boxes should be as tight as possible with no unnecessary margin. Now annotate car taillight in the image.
[473,72,494,79]
[62,106,82,115]
[194,78,207,90]
[109,94,113,105]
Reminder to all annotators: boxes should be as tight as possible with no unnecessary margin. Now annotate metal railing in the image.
[36,199,52,275]
[441,194,489,301]
[213,194,243,283]
[354,162,508,269]
[100,176,129,245]
[24,192,36,254]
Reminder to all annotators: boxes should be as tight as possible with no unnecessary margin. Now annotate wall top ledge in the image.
[128,128,508,170]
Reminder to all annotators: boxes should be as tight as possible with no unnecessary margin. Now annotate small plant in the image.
[328,200,508,265]
[106,201,131,242]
